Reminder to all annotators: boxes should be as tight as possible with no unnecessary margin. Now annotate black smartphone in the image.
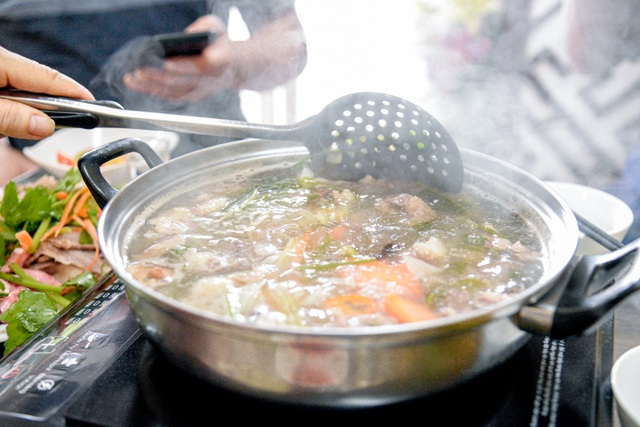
[152,31,218,57]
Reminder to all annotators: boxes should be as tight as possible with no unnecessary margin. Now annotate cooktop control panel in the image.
[0,275,141,425]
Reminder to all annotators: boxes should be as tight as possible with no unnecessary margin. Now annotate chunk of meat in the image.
[127,262,176,289]
[24,231,109,276]
[0,280,26,313]
[382,194,438,225]
[1,248,27,272]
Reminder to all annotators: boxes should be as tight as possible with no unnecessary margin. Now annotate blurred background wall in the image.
[242,0,640,193]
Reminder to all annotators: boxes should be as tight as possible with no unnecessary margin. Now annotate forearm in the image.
[121,11,307,102]
[229,11,307,91]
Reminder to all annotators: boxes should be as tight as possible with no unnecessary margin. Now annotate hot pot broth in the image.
[123,167,545,327]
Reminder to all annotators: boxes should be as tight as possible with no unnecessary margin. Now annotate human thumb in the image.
[0,100,55,140]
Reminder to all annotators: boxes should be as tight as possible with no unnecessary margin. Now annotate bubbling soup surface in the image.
[123,168,545,328]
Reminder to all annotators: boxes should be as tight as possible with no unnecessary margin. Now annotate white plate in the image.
[23,128,180,187]
[612,345,640,427]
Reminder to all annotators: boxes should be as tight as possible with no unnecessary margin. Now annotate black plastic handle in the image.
[550,240,640,337]
[78,137,163,208]
[517,238,640,338]
[42,99,124,129]
[44,111,99,129]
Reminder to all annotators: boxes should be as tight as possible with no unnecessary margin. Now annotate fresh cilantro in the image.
[53,168,82,194]
[0,290,59,356]
[60,271,98,301]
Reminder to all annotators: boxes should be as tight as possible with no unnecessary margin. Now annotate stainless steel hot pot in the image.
[78,137,640,408]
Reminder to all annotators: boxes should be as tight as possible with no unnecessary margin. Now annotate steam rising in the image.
[89,36,243,157]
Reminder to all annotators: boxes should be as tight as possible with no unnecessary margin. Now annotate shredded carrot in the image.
[73,214,99,271]
[73,189,92,217]
[42,186,90,241]
[60,286,75,296]
[40,222,62,242]
[15,230,33,250]
[295,227,314,263]
[55,191,68,200]
[58,186,88,229]
[40,226,56,243]
[383,294,439,323]
[325,294,377,316]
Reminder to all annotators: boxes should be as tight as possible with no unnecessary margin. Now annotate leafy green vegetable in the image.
[1,182,53,232]
[0,168,83,265]
[0,269,98,356]
[0,168,100,357]
[0,290,58,356]
[61,271,97,301]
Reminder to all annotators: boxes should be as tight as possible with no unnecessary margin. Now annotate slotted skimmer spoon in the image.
[0,90,464,192]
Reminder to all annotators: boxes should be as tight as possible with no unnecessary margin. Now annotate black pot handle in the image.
[518,238,640,338]
[78,137,163,208]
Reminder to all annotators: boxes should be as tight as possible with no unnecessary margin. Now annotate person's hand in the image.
[123,15,234,102]
[123,11,307,102]
[0,47,94,140]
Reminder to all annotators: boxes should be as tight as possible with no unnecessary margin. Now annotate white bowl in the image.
[612,345,640,427]
[545,181,633,254]
[23,128,180,187]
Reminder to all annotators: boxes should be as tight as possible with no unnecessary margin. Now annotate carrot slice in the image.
[383,294,439,323]
[15,230,32,250]
[340,260,421,297]
[325,294,377,316]
[73,189,92,218]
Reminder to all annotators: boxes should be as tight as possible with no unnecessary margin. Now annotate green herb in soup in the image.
[124,173,544,327]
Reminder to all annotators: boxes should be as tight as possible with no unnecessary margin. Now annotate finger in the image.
[0,47,94,100]
[0,99,55,140]
[123,70,197,98]
[124,67,203,90]
[123,70,216,101]
[162,57,204,75]
[185,14,227,34]
[163,42,232,78]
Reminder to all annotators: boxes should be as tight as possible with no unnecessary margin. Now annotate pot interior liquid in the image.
[121,161,546,328]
